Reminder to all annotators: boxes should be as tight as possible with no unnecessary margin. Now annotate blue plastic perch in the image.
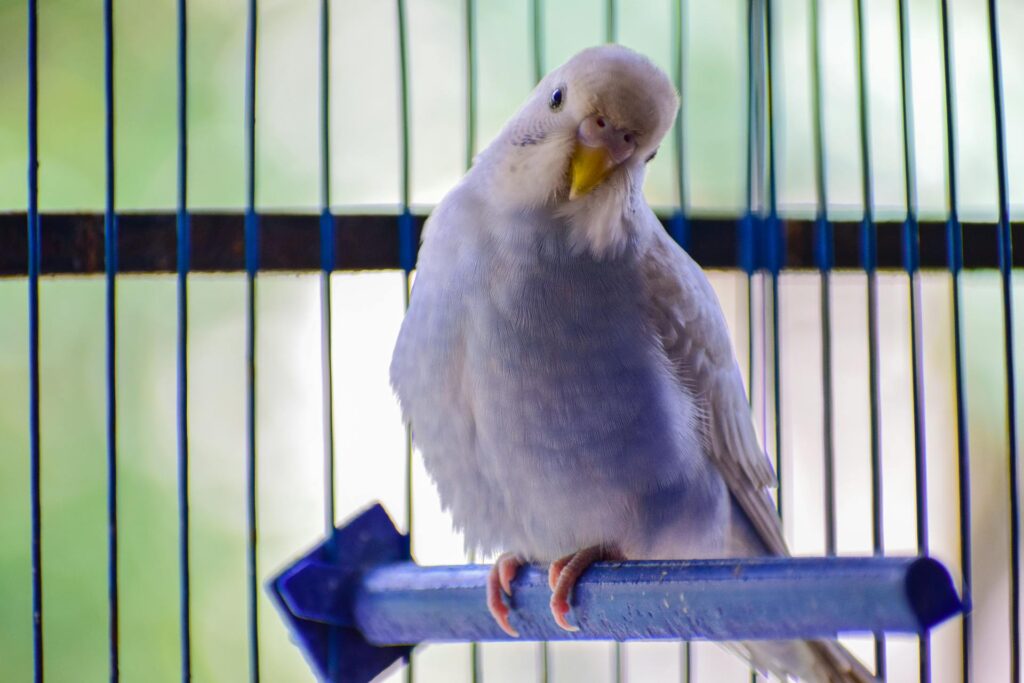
[269,504,963,683]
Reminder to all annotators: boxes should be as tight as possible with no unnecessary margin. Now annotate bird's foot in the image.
[487,552,523,637]
[547,545,623,632]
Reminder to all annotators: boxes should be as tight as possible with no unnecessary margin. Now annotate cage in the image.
[1,0,1022,681]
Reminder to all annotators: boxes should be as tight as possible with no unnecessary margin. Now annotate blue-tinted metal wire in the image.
[603,3,623,682]
[531,0,544,84]
[395,3,415,681]
[462,3,484,680]
[746,6,761,682]
[852,0,885,674]
[103,0,121,677]
[937,0,971,677]
[763,0,783,522]
[808,0,836,558]
[894,1,930,679]
[670,0,689,251]
[986,1,1020,679]
[243,0,260,677]
[26,0,43,679]
[673,3,691,677]
[605,0,616,43]
[739,0,756,279]
[465,0,477,173]
[317,0,338,678]
[525,1,556,678]
[175,0,192,678]
[319,0,335,536]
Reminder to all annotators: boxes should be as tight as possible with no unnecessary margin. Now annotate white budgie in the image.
[390,45,875,682]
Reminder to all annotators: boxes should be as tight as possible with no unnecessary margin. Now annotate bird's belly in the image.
[459,281,709,560]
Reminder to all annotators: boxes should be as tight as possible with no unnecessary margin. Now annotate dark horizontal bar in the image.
[1,211,1022,276]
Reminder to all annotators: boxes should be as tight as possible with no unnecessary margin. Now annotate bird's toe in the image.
[487,553,522,637]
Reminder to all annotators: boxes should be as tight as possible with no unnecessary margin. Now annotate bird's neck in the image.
[470,146,647,261]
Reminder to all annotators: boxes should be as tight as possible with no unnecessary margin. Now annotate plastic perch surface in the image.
[268,504,963,683]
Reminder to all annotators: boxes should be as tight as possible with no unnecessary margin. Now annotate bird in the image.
[390,44,876,682]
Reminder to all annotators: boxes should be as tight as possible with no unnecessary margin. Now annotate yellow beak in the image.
[569,144,615,200]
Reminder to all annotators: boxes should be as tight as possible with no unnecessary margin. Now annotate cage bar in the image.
[808,0,836,563]
[394,3,415,682]
[243,0,260,677]
[851,0,886,674]
[986,0,1020,679]
[672,3,691,680]
[2,213,1021,277]
[175,0,192,678]
[531,0,544,84]
[102,0,121,677]
[894,0,931,679]
[762,0,782,508]
[317,0,340,678]
[25,0,43,679]
[937,0,972,677]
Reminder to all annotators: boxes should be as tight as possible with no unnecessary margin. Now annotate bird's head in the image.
[477,45,678,256]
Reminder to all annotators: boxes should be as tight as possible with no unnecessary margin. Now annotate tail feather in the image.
[727,639,878,683]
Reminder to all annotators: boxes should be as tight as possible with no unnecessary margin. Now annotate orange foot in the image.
[548,546,623,632]
[487,552,523,637]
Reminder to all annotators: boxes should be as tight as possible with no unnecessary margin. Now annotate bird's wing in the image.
[642,225,787,556]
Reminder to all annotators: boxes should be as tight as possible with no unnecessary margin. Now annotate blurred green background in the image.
[0,0,1023,681]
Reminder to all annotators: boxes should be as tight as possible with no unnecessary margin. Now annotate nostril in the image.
[596,116,606,128]
[623,133,634,144]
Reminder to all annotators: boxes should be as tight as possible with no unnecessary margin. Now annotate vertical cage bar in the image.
[319,0,335,538]
[531,0,544,84]
[743,0,756,398]
[669,1,689,249]
[895,0,931,679]
[808,0,836,558]
[395,0,412,540]
[610,10,621,683]
[852,0,885,674]
[746,3,761,680]
[937,0,972,677]
[763,0,783,520]
[175,0,192,678]
[526,3,552,678]
[317,0,338,678]
[986,0,1020,679]
[605,0,616,43]
[464,0,477,173]
[243,0,260,677]
[395,2,415,681]
[672,2,690,679]
[103,0,121,677]
[463,3,484,681]
[26,0,43,678]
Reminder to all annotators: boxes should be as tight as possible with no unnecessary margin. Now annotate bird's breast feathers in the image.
[391,200,721,559]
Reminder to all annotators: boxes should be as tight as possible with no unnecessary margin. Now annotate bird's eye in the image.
[549,87,564,111]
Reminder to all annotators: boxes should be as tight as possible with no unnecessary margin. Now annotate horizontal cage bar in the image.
[1,212,1022,276]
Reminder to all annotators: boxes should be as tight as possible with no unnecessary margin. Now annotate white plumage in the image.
[390,45,875,682]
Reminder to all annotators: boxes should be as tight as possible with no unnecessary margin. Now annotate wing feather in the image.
[642,226,787,556]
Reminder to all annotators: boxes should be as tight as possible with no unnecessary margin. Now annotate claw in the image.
[548,546,621,632]
[550,593,580,632]
[487,553,522,637]
[499,555,519,596]
[548,557,568,591]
